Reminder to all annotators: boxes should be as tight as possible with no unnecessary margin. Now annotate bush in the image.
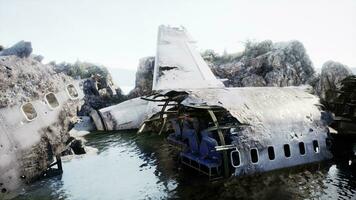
[53,61,109,79]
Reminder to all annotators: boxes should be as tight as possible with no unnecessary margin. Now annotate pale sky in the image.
[1,0,355,71]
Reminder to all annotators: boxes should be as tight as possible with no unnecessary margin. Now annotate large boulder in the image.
[128,57,155,98]
[313,60,353,101]
[205,40,315,87]
[0,41,32,58]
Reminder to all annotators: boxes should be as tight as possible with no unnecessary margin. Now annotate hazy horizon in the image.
[1,0,356,70]
[1,0,356,91]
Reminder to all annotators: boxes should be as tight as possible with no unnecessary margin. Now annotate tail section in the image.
[152,25,224,91]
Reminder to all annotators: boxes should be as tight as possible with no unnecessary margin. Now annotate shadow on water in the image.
[14,131,356,200]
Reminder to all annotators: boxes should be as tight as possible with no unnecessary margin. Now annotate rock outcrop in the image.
[312,61,353,101]
[204,40,315,87]
[128,57,155,98]
[0,41,33,58]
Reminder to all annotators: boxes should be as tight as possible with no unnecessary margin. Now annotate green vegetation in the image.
[53,61,109,79]
[201,40,273,66]
[201,49,238,65]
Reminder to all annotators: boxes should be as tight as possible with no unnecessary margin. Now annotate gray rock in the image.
[206,40,315,87]
[128,57,155,98]
[78,74,127,116]
[31,54,44,62]
[0,41,33,58]
[241,74,266,87]
[313,60,353,101]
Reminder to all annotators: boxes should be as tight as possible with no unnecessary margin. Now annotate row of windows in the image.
[21,84,79,121]
[231,140,320,167]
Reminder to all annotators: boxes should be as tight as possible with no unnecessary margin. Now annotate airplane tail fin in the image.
[152,25,224,91]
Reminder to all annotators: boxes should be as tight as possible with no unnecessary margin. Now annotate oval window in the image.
[45,93,59,109]
[231,150,241,167]
[268,146,275,160]
[284,144,291,158]
[250,148,259,163]
[22,103,38,121]
[299,142,306,155]
[66,84,79,99]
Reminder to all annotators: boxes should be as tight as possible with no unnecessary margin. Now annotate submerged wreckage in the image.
[91,25,333,178]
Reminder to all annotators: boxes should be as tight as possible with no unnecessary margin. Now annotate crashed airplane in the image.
[90,25,333,178]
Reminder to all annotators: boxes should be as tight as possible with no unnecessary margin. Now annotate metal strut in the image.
[208,109,230,178]
[158,99,170,135]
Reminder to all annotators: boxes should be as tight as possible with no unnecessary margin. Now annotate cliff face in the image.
[128,57,155,98]
[204,40,315,87]
[312,61,353,102]
[0,42,83,197]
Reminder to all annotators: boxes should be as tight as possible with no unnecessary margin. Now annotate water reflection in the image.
[15,131,356,200]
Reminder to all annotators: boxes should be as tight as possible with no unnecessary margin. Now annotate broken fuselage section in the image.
[140,87,333,178]
[0,81,84,196]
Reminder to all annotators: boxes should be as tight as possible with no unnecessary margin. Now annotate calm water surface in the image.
[15,131,356,200]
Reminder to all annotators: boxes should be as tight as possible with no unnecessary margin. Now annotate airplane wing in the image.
[152,25,224,91]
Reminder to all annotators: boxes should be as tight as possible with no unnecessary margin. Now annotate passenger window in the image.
[66,84,79,99]
[313,140,319,153]
[45,93,59,109]
[250,149,258,163]
[231,150,241,167]
[284,144,291,158]
[267,146,275,160]
[299,142,306,155]
[22,103,37,121]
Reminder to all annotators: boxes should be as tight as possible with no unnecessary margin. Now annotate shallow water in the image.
[15,131,356,200]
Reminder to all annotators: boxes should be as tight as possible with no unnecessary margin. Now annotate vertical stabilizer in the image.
[152,25,224,91]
